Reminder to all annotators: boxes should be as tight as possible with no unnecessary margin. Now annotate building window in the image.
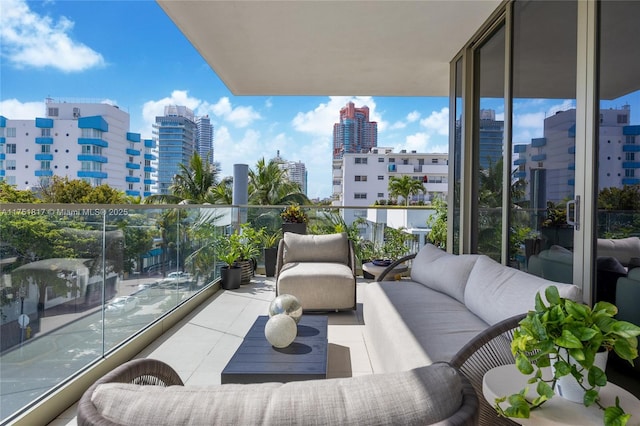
[41,128,51,137]
[6,128,16,138]
[354,193,367,199]
[418,159,425,165]
[81,161,91,171]
[432,158,439,164]
[354,157,368,164]
[626,152,635,161]
[6,160,16,170]
[378,157,384,162]
[40,161,51,170]
[6,144,16,154]
[378,175,384,180]
[377,193,384,198]
[627,136,636,144]
[625,169,635,177]
[388,158,395,163]
[617,114,628,124]
[354,175,367,182]
[41,145,51,153]
[81,128,103,138]
[128,184,134,190]
[48,107,59,117]
[332,180,341,186]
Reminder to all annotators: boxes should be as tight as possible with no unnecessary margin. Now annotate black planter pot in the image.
[264,247,278,277]
[282,222,306,235]
[220,265,241,290]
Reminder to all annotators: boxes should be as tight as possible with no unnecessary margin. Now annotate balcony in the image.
[0,204,405,425]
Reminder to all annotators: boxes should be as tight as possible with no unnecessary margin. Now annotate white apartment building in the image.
[0,99,151,197]
[273,151,308,196]
[334,147,448,223]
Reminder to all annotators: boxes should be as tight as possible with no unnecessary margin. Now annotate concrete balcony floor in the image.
[48,276,372,425]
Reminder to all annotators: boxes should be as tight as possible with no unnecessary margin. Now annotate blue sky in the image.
[0,0,451,199]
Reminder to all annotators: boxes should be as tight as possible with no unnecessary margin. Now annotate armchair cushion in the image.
[282,232,349,264]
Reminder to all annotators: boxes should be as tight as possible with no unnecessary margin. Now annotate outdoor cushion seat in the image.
[276,232,357,311]
[78,358,479,426]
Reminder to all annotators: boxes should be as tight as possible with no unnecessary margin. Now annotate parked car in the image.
[105,296,138,315]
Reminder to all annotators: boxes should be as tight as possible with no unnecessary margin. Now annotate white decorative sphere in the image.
[268,294,303,324]
[264,314,297,348]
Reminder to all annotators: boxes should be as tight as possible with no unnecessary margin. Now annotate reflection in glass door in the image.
[596,2,640,314]
[509,0,577,282]
[474,25,505,262]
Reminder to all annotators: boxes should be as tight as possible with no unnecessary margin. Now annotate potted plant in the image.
[236,224,263,284]
[260,228,282,277]
[495,285,640,426]
[214,233,241,290]
[281,204,308,235]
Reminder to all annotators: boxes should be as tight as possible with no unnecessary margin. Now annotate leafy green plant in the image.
[259,228,282,249]
[280,204,308,223]
[495,286,640,426]
[236,223,263,261]
[214,232,240,267]
[426,196,447,248]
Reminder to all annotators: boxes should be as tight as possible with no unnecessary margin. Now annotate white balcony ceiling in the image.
[156,0,502,97]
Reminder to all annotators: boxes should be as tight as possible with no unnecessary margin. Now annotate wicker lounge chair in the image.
[450,313,525,426]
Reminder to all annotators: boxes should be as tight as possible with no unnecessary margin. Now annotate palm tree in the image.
[388,175,426,206]
[145,153,218,204]
[207,176,233,204]
[248,158,309,205]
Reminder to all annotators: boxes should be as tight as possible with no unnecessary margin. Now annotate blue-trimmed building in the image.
[513,106,638,205]
[0,100,154,197]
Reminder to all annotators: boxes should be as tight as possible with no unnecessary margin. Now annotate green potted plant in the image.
[236,223,263,284]
[281,204,308,235]
[495,285,640,426]
[260,228,282,277]
[214,233,241,290]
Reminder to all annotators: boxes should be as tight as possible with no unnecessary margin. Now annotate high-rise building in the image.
[273,151,308,195]
[0,99,150,197]
[153,105,197,195]
[332,102,377,160]
[514,106,640,206]
[478,109,504,170]
[196,115,214,165]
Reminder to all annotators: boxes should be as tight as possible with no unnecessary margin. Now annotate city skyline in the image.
[0,0,451,199]
[3,1,634,199]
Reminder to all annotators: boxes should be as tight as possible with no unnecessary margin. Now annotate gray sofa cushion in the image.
[282,232,348,264]
[597,237,640,266]
[410,244,480,304]
[91,363,465,425]
[364,281,488,373]
[278,262,355,310]
[464,255,582,325]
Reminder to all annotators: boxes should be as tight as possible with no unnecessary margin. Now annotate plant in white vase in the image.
[495,286,640,426]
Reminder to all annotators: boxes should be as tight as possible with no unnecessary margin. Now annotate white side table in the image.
[362,262,408,281]
[483,364,640,425]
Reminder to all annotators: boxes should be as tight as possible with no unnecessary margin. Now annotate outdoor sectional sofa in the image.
[363,243,582,373]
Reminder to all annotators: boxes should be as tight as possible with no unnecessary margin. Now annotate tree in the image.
[145,152,218,204]
[248,158,309,205]
[426,195,447,248]
[388,175,426,206]
[0,181,39,203]
[208,176,233,204]
[40,176,129,203]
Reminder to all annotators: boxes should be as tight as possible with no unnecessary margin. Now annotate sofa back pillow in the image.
[464,255,582,325]
[282,232,348,264]
[597,237,640,266]
[410,244,480,303]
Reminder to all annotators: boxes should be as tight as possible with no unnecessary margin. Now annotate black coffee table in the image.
[221,315,328,384]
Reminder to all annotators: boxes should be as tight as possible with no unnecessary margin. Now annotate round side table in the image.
[483,364,640,425]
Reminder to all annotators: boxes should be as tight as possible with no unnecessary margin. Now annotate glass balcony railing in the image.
[0,203,427,423]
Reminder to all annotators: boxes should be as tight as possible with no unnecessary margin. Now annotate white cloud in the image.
[548,99,575,116]
[406,111,421,123]
[0,99,46,120]
[292,96,386,137]
[404,132,430,153]
[140,90,202,137]
[389,121,407,130]
[0,0,104,72]
[209,97,261,128]
[419,107,449,136]
[0,99,44,119]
